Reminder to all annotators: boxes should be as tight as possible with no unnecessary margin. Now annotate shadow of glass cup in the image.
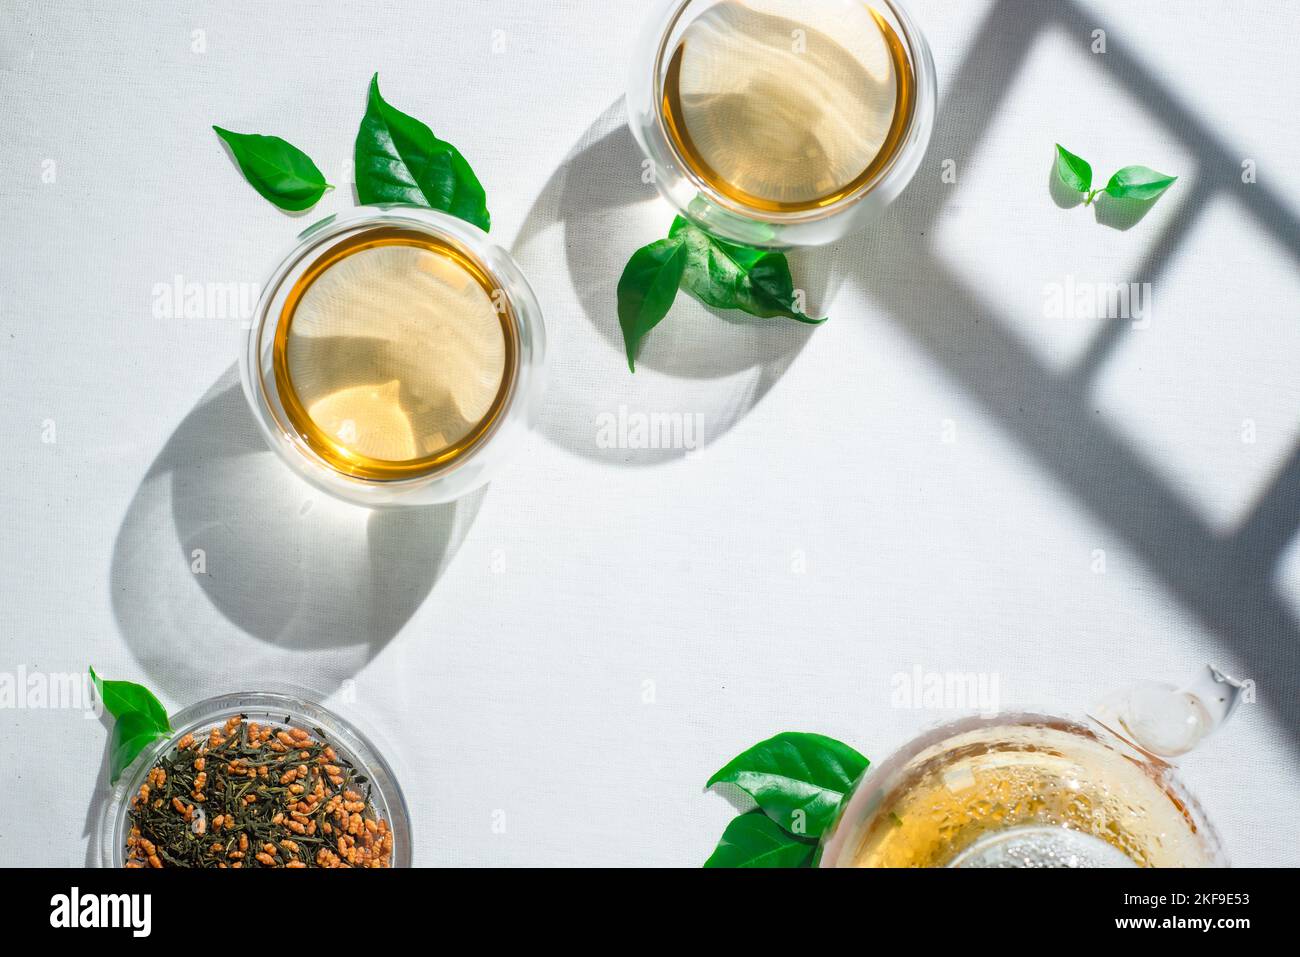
[110,368,485,704]
[512,99,840,467]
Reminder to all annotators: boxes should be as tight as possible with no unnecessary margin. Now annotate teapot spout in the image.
[1088,665,1246,759]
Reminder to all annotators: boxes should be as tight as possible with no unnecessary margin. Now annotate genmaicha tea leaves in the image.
[355,73,491,232]
[89,667,172,784]
[126,715,393,868]
[704,731,869,868]
[212,127,332,211]
[704,809,817,868]
[1054,143,1177,208]
[617,219,825,372]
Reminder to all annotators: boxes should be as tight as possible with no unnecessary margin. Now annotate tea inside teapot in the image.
[832,719,1217,867]
[821,665,1243,868]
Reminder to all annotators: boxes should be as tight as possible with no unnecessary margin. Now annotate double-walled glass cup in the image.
[242,205,546,507]
[628,0,937,248]
[97,691,413,868]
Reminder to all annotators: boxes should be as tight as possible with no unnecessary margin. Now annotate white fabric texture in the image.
[0,0,1297,866]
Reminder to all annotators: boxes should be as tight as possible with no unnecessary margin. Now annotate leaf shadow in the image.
[1093,190,1159,230]
[81,707,115,866]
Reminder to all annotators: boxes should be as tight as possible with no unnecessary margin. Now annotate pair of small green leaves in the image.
[89,667,172,785]
[214,75,489,231]
[1054,144,1177,207]
[704,732,869,868]
[617,218,826,372]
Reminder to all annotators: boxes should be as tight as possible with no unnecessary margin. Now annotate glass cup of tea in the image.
[241,205,546,507]
[627,0,937,248]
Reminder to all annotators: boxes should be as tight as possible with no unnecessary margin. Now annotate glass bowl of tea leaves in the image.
[627,0,937,248]
[97,691,412,868]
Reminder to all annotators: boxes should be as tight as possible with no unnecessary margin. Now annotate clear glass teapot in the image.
[819,666,1246,867]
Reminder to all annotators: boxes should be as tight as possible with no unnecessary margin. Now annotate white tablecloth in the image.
[1,0,1297,866]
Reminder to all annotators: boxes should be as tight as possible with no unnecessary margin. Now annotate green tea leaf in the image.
[617,237,688,372]
[212,126,331,211]
[669,217,824,324]
[90,667,172,784]
[90,666,169,731]
[1054,144,1092,193]
[1105,165,1177,201]
[355,73,490,231]
[707,731,869,837]
[704,810,817,868]
[109,711,169,785]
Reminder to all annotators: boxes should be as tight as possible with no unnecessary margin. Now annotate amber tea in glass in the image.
[628,0,937,247]
[242,207,545,507]
[273,228,515,480]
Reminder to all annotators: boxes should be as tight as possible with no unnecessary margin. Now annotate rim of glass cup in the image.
[630,0,938,247]
[97,690,413,868]
[817,713,1227,868]
[240,204,546,508]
